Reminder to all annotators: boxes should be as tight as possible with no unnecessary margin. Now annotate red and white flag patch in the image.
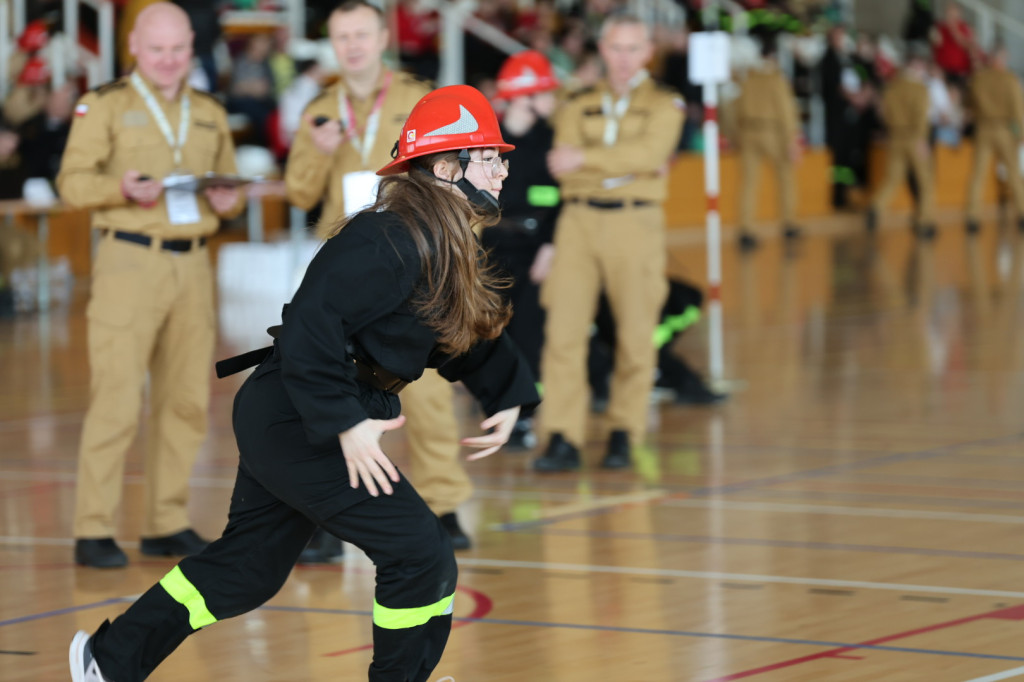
[75,103,89,117]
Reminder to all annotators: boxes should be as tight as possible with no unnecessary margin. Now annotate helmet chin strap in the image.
[416,149,500,215]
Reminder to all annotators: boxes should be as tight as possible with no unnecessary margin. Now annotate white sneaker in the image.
[69,630,109,682]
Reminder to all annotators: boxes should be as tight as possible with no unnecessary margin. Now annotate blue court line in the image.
[734,488,1024,510]
[258,606,1024,663]
[839,472,1024,491]
[501,527,1024,562]
[8,600,1023,664]
[0,598,128,628]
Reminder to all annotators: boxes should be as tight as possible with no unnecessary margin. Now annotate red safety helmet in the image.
[18,57,50,86]
[494,50,559,100]
[378,84,514,176]
[18,20,49,53]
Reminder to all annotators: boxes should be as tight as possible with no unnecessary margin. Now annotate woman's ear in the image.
[432,158,455,180]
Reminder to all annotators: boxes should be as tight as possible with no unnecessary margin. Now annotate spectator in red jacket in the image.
[931,3,979,84]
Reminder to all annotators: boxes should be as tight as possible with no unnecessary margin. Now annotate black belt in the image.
[103,229,207,252]
[215,345,409,394]
[569,198,653,210]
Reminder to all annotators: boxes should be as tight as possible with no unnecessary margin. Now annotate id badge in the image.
[166,188,201,225]
[342,170,381,216]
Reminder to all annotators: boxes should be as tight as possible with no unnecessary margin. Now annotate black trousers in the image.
[91,363,457,682]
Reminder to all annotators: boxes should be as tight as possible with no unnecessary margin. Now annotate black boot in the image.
[139,529,209,557]
[656,349,727,405]
[439,512,471,550]
[782,224,803,240]
[74,538,128,568]
[915,223,937,240]
[601,430,631,469]
[298,528,344,565]
[532,433,580,472]
[738,231,759,251]
[966,220,981,235]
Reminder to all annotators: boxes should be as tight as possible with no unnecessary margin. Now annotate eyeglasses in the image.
[469,156,510,176]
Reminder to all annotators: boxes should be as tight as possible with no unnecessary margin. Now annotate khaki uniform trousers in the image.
[74,235,216,538]
[402,369,470,516]
[966,124,1024,222]
[871,136,936,224]
[540,202,668,446]
[738,129,796,228]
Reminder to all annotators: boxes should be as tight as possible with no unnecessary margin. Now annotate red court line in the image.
[323,585,493,657]
[705,604,1024,681]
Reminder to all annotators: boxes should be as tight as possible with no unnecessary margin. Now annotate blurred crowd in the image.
[0,1,1013,219]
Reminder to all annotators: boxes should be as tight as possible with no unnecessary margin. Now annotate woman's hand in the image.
[338,416,406,496]
[460,406,521,461]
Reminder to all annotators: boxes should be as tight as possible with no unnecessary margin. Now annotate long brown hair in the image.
[326,152,511,355]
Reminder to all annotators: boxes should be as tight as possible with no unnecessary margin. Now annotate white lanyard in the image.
[131,71,191,168]
[600,70,649,146]
[338,71,392,167]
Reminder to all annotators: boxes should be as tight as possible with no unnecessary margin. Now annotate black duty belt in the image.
[215,344,409,394]
[103,229,207,252]
[569,198,653,210]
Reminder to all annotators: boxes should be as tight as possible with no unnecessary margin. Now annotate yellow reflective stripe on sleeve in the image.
[373,592,455,630]
[159,565,217,630]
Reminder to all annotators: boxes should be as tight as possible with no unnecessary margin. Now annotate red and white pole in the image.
[702,81,725,385]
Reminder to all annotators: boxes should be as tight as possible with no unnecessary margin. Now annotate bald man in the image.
[58,2,244,568]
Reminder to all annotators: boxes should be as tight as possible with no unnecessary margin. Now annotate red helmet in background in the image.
[18,20,49,53]
[18,57,50,86]
[378,85,514,176]
[494,50,558,100]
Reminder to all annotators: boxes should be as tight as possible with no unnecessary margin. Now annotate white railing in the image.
[220,4,305,41]
[63,0,115,87]
[956,0,1024,52]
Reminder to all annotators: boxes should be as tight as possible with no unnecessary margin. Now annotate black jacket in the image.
[270,210,539,445]
[498,118,560,244]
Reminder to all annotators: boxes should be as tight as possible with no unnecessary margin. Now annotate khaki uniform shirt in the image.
[285,70,431,232]
[736,63,799,142]
[552,76,685,204]
[968,67,1024,135]
[880,73,929,139]
[57,74,243,238]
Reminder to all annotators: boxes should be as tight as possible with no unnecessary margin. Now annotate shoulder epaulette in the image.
[190,89,224,107]
[398,71,434,89]
[308,89,333,107]
[656,82,682,96]
[567,86,596,100]
[92,80,128,96]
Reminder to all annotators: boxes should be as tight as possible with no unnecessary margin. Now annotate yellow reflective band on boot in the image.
[373,593,455,630]
[159,565,217,630]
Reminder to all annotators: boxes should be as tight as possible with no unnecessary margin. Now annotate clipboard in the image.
[161,173,258,192]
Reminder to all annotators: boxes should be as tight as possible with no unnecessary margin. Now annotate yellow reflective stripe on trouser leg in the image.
[159,565,218,630]
[373,592,455,630]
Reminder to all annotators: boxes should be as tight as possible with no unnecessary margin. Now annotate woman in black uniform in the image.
[482,50,561,449]
[70,85,538,682]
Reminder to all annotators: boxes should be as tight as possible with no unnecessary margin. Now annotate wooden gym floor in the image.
[2,209,1024,681]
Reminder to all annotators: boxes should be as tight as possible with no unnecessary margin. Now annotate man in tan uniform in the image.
[734,37,801,250]
[866,50,936,238]
[59,3,244,568]
[285,0,474,558]
[965,45,1024,234]
[533,12,684,472]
